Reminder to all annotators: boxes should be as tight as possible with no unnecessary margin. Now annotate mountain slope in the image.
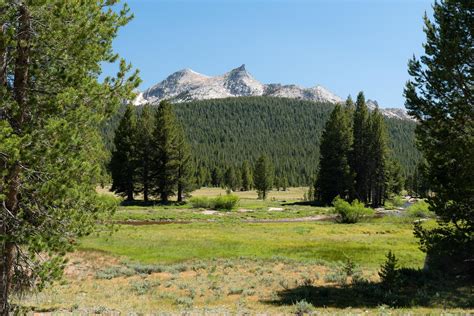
[173,97,419,185]
[103,96,420,186]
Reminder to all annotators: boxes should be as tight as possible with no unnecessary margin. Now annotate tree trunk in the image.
[177,184,183,202]
[126,188,134,201]
[1,4,30,314]
[161,193,168,203]
[143,161,149,202]
[0,23,7,87]
[143,185,149,202]
[0,242,14,315]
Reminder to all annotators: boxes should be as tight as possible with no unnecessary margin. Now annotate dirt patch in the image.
[245,215,335,223]
[268,207,284,211]
[64,251,121,278]
[237,208,254,213]
[201,210,219,215]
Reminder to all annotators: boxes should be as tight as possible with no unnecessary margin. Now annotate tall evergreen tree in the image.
[406,159,430,198]
[351,92,370,203]
[241,160,253,191]
[281,176,288,191]
[211,167,223,187]
[0,1,138,311]
[315,104,353,204]
[110,105,137,201]
[151,101,180,202]
[345,95,355,114]
[385,158,405,198]
[254,155,274,200]
[404,0,473,274]
[135,104,154,202]
[196,165,210,188]
[367,107,389,207]
[224,165,239,191]
[175,124,193,202]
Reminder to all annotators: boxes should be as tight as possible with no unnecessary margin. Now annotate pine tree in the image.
[254,155,274,199]
[211,167,223,187]
[407,160,430,198]
[241,160,253,191]
[385,158,404,198]
[404,0,473,274]
[274,176,281,191]
[196,165,210,188]
[378,251,400,289]
[367,107,388,207]
[345,95,355,115]
[351,92,370,203]
[110,105,137,201]
[224,165,238,191]
[0,1,139,311]
[281,176,288,191]
[175,124,193,202]
[315,104,353,204]
[135,104,154,202]
[151,101,180,202]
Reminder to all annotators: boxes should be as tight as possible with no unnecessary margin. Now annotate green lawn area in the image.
[81,219,426,268]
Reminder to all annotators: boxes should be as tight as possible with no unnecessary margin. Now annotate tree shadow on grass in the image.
[265,269,474,309]
[282,201,325,207]
[120,200,185,207]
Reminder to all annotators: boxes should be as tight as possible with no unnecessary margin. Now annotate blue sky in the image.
[104,0,433,108]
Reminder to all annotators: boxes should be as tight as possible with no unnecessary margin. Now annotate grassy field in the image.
[16,188,473,314]
[81,220,424,268]
[112,187,331,222]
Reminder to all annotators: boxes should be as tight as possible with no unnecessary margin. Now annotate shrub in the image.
[385,196,405,210]
[228,287,244,295]
[127,263,165,274]
[392,195,405,207]
[175,296,193,308]
[324,269,348,285]
[130,279,159,295]
[384,200,395,210]
[332,197,374,223]
[189,194,239,211]
[406,200,434,218]
[294,299,314,315]
[213,194,239,210]
[189,196,212,209]
[324,258,362,286]
[95,266,134,279]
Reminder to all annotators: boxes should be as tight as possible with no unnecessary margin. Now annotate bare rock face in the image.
[134,65,411,120]
[366,99,412,120]
[134,64,342,105]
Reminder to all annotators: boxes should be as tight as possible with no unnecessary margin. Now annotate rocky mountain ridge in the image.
[134,64,411,120]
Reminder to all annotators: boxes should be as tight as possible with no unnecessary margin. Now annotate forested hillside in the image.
[103,97,420,186]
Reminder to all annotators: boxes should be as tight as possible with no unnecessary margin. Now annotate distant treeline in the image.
[101,96,421,187]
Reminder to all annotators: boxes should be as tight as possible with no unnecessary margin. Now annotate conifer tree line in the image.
[315,92,404,207]
[110,101,193,202]
[110,101,282,200]
[102,97,421,187]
